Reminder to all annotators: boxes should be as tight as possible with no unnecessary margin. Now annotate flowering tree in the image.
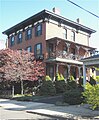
[0,49,44,96]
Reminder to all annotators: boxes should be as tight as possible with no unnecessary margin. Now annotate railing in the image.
[48,51,85,61]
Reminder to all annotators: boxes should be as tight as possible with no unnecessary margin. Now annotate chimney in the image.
[52,7,60,15]
[77,18,80,23]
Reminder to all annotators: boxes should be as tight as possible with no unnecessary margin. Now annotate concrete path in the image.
[0,99,99,120]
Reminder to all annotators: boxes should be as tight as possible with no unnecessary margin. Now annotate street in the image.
[0,99,99,120]
[0,99,60,120]
[0,106,57,120]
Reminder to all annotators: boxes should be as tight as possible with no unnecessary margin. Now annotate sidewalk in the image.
[0,99,99,120]
[27,104,99,120]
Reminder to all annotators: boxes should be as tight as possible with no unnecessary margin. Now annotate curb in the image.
[26,110,93,120]
[27,110,76,120]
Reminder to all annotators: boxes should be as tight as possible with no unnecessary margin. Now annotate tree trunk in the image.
[12,85,14,97]
[21,80,23,95]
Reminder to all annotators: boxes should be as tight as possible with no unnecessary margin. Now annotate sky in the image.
[0,0,99,50]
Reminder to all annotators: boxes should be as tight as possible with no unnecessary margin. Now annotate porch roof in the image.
[45,57,83,65]
[81,54,99,67]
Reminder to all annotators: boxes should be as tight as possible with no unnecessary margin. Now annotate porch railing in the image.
[48,51,85,61]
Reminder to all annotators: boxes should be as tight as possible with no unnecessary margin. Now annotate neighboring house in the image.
[2,8,96,80]
[81,52,99,85]
[0,40,6,50]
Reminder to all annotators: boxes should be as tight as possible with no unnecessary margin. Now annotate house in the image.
[0,40,6,50]
[2,8,96,81]
[81,52,99,85]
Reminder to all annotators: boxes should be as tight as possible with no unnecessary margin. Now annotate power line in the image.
[67,0,99,19]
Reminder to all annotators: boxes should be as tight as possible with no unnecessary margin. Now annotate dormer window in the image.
[71,31,75,41]
[17,32,22,43]
[10,35,15,46]
[35,23,42,36]
[26,27,32,40]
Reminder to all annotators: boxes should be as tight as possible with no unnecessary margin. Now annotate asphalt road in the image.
[0,99,62,120]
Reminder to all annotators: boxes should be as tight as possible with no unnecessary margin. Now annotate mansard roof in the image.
[3,9,96,35]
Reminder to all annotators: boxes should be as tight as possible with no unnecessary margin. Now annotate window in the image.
[71,31,75,41]
[49,43,53,52]
[63,29,67,39]
[64,67,68,79]
[63,45,67,54]
[46,65,54,80]
[71,48,75,55]
[17,32,22,43]
[63,45,67,52]
[10,35,15,46]
[49,66,54,79]
[35,23,42,36]
[34,43,42,55]
[26,46,32,52]
[26,27,32,40]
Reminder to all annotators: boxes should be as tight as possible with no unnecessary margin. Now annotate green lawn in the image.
[12,94,50,101]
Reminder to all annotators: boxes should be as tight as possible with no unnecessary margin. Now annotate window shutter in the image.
[34,45,36,55]
[40,24,42,35]
[35,26,37,36]
[40,43,42,54]
[25,29,27,40]
[30,46,32,52]
[17,33,19,44]
[30,27,32,39]
[21,32,23,42]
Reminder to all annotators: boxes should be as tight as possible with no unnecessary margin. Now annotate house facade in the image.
[3,9,96,80]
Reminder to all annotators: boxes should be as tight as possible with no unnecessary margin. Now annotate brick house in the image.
[3,9,96,81]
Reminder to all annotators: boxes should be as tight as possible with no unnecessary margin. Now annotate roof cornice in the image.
[2,9,96,35]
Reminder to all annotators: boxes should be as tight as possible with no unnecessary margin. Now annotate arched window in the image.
[17,32,22,43]
[71,31,75,41]
[35,23,42,36]
[63,28,67,39]
[26,27,32,40]
[10,35,15,46]
[34,43,42,55]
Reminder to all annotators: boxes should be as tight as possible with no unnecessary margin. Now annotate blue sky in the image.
[0,0,99,50]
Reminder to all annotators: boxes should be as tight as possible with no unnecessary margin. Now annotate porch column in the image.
[76,46,80,59]
[83,64,86,87]
[67,65,71,78]
[56,64,59,73]
[66,43,70,53]
[78,66,81,78]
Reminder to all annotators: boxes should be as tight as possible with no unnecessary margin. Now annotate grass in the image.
[12,94,50,101]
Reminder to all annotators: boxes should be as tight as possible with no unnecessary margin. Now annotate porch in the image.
[81,52,99,86]
[46,62,83,81]
[46,37,93,62]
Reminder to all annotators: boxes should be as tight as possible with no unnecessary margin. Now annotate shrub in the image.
[55,80,66,94]
[89,76,96,85]
[79,76,83,86]
[82,83,99,110]
[63,88,83,105]
[56,73,61,81]
[39,81,56,96]
[45,75,51,81]
[69,75,75,81]
[60,74,65,80]
[67,78,77,90]
[96,76,99,82]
